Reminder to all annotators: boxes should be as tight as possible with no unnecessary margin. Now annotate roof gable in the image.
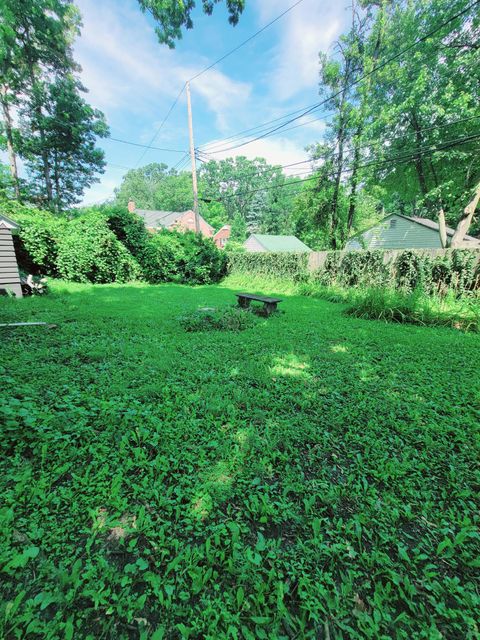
[250,234,312,252]
[0,213,20,231]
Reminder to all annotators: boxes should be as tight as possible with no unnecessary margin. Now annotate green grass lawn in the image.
[1,280,479,639]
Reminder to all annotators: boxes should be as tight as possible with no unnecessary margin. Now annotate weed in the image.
[179,305,258,332]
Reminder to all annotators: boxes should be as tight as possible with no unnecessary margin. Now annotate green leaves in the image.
[1,280,479,638]
[2,546,39,573]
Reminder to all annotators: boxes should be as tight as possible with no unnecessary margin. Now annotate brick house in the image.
[128,200,213,236]
[128,200,231,248]
[212,225,231,249]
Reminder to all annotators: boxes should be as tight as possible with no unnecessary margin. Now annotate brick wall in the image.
[213,225,231,249]
[170,211,214,238]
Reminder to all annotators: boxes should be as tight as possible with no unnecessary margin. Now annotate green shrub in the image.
[338,249,389,287]
[179,305,258,332]
[2,201,65,275]
[100,204,150,260]
[56,215,141,283]
[228,252,309,281]
[142,230,227,285]
[346,287,480,332]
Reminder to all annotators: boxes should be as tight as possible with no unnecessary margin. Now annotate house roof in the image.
[135,208,214,230]
[248,234,312,252]
[0,213,20,232]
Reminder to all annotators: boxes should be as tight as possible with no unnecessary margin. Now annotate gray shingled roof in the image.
[135,209,183,228]
[0,213,20,230]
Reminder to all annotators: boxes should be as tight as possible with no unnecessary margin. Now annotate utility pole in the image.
[186,81,200,234]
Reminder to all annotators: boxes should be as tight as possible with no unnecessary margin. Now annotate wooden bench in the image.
[236,293,282,316]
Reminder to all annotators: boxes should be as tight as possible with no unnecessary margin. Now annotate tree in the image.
[115,164,196,213]
[357,0,480,245]
[199,156,298,233]
[137,0,245,47]
[20,76,108,210]
[0,0,108,209]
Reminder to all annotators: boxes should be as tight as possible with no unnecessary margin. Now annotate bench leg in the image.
[264,302,277,315]
[238,298,251,309]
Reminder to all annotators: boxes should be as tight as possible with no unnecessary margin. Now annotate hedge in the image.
[142,230,228,285]
[228,249,480,296]
[228,252,309,282]
[3,202,228,286]
[3,202,65,276]
[313,249,480,295]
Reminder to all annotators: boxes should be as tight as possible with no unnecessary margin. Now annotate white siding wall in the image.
[346,215,445,251]
[0,227,22,297]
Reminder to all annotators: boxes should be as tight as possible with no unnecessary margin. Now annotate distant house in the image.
[213,225,231,249]
[0,213,22,297]
[346,213,480,251]
[244,234,312,253]
[128,200,231,248]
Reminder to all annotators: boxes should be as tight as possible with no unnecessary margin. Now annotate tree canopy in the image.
[137,0,245,47]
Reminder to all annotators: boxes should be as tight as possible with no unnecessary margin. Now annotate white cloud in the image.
[74,0,252,123]
[202,136,310,175]
[255,0,348,101]
[193,69,251,132]
[77,174,120,206]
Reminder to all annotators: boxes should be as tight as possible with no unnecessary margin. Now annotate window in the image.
[390,219,397,229]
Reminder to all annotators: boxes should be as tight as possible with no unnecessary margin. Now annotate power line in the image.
[108,137,185,153]
[201,133,480,203]
[198,104,333,151]
[195,115,480,184]
[188,0,306,83]
[134,83,187,167]
[199,0,480,156]
[103,114,480,184]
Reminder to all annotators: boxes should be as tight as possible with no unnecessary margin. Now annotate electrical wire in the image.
[187,0,306,83]
[108,137,185,153]
[201,133,480,203]
[196,0,480,156]
[133,83,187,167]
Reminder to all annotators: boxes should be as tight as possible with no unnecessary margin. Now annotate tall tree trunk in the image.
[450,181,480,247]
[0,88,20,199]
[438,208,448,248]
[28,70,53,203]
[54,149,60,212]
[347,129,362,234]
[411,114,428,196]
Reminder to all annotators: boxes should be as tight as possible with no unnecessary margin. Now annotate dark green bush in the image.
[2,201,65,275]
[100,204,150,260]
[142,230,228,285]
[238,248,480,299]
[228,252,309,282]
[56,215,141,283]
[338,250,388,287]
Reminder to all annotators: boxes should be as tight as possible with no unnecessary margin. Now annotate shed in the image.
[0,213,22,297]
[245,234,312,252]
[345,213,480,251]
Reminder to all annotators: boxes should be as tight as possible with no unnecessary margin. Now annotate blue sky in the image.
[72,0,350,204]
